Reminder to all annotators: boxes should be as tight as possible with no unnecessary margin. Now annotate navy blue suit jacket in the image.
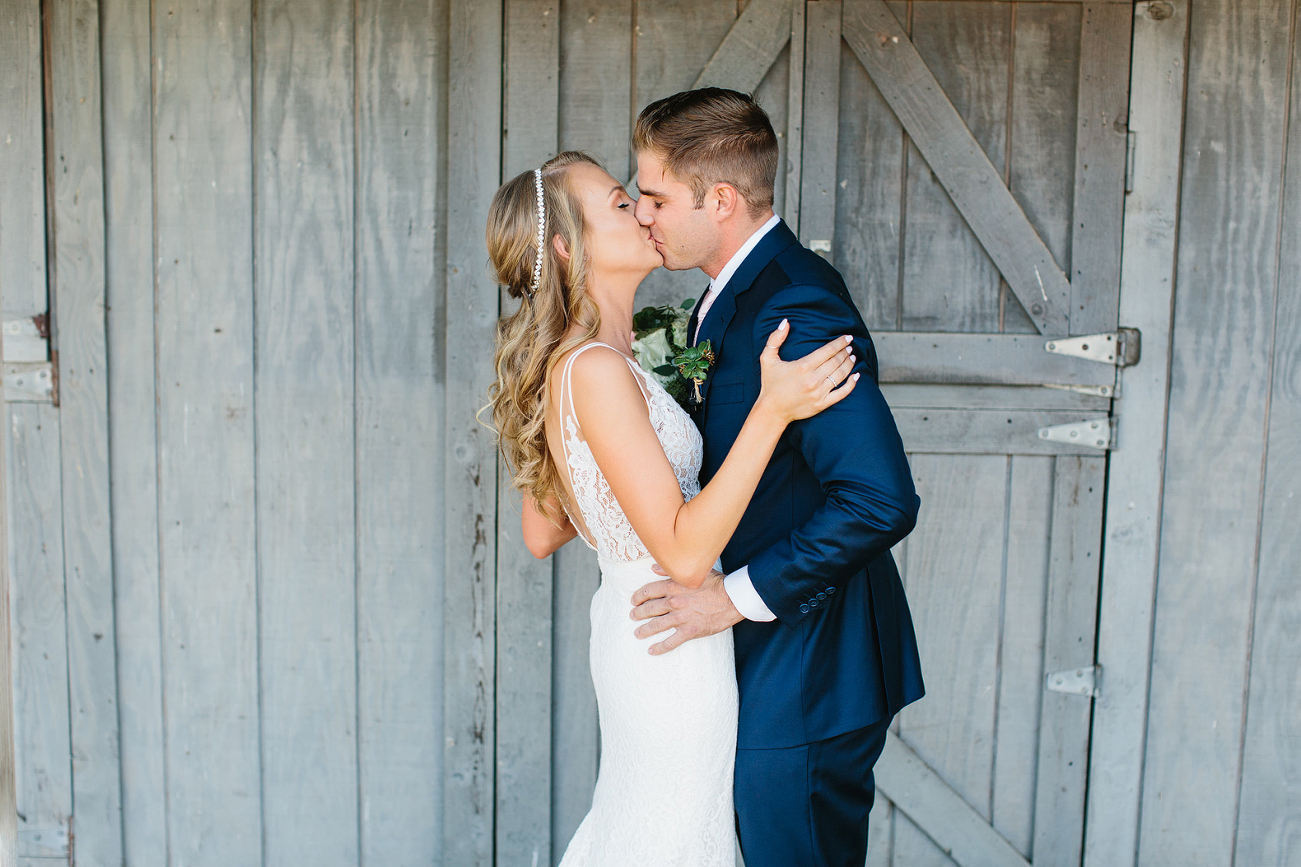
[690,220,925,749]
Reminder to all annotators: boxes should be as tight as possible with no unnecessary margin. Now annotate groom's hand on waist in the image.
[630,566,743,656]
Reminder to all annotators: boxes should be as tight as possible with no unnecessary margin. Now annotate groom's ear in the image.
[709,182,741,222]
[551,232,571,262]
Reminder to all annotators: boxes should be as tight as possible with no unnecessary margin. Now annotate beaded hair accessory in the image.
[530,168,546,295]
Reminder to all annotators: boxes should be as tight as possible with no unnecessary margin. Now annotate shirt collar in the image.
[708,213,782,297]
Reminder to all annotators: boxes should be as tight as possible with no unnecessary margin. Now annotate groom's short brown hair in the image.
[633,88,779,219]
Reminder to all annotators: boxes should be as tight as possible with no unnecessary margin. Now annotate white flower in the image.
[631,328,676,389]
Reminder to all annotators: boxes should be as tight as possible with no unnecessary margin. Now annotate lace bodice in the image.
[559,342,703,562]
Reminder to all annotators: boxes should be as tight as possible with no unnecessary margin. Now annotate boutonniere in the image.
[673,341,715,411]
[631,297,711,411]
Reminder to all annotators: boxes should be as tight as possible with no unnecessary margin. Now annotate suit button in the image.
[826,586,836,594]
[799,603,810,614]
[817,592,827,601]
[810,599,819,608]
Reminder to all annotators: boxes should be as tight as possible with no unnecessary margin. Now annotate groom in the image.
[630,88,925,866]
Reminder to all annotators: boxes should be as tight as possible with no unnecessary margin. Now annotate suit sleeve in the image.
[745,282,920,626]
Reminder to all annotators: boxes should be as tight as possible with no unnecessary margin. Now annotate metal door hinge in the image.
[1045,328,1140,367]
[1038,417,1114,450]
[1046,664,1101,698]
[19,823,70,858]
[5,362,55,402]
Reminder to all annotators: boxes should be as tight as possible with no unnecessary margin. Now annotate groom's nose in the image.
[634,196,654,226]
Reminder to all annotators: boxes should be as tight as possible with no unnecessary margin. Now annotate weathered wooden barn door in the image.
[799,2,1133,866]
[496,2,1134,866]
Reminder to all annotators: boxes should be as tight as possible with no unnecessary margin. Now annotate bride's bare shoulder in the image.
[557,343,645,417]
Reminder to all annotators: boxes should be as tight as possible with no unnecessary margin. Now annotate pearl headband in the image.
[530,168,545,295]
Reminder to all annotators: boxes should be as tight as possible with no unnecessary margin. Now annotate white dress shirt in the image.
[695,213,782,623]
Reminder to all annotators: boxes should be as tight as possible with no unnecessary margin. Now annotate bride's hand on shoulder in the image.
[756,320,859,423]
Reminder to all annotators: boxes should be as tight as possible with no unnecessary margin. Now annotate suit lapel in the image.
[693,221,799,409]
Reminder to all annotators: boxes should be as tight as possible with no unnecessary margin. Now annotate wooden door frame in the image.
[1085,4,1190,866]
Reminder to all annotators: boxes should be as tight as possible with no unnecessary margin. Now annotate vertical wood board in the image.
[1084,4,1188,864]
[1067,2,1132,335]
[443,0,503,860]
[834,4,907,333]
[797,0,843,258]
[46,1,124,860]
[1031,456,1104,867]
[899,1,1010,334]
[498,2,560,861]
[991,455,1052,857]
[354,0,448,862]
[153,0,263,860]
[1139,0,1293,862]
[100,0,167,861]
[254,0,361,861]
[1232,5,1301,860]
[0,0,47,317]
[1005,2,1081,334]
[7,406,71,861]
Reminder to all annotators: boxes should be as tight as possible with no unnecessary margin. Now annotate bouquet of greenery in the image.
[630,298,716,411]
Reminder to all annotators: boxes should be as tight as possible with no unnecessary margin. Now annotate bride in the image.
[485,151,857,865]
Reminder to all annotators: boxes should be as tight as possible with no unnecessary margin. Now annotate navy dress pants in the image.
[734,717,892,867]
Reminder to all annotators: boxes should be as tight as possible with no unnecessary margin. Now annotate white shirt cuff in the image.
[723,565,776,622]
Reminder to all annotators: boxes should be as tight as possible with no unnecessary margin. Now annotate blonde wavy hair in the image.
[485,151,603,523]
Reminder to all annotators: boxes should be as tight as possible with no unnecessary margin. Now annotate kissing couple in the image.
[485,88,926,867]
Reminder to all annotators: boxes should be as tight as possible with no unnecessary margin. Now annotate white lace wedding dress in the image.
[555,342,739,867]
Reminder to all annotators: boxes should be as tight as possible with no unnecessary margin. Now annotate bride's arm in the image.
[571,326,856,588]
[522,492,578,559]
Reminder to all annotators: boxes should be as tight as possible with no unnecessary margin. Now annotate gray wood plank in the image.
[45,2,124,861]
[354,0,447,862]
[549,544,600,865]
[898,0,1010,334]
[1032,456,1104,866]
[895,409,1108,456]
[797,0,842,259]
[100,0,166,861]
[894,453,1006,867]
[499,4,560,861]
[153,0,263,860]
[1137,0,1293,863]
[693,0,793,94]
[877,733,1029,867]
[1005,2,1081,334]
[558,0,633,177]
[254,1,360,862]
[552,6,625,857]
[0,0,47,318]
[7,405,72,862]
[0,311,16,867]
[1083,5,1188,864]
[444,0,503,860]
[843,0,1071,334]
[0,3,63,861]
[633,0,736,309]
[1233,7,1301,860]
[782,0,805,234]
[882,384,1110,413]
[991,456,1052,857]
[1067,3,1131,335]
[834,2,907,332]
[505,0,560,173]
[864,799,893,867]
[753,39,792,220]
[874,332,1116,389]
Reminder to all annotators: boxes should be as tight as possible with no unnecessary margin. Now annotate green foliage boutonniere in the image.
[630,297,715,411]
